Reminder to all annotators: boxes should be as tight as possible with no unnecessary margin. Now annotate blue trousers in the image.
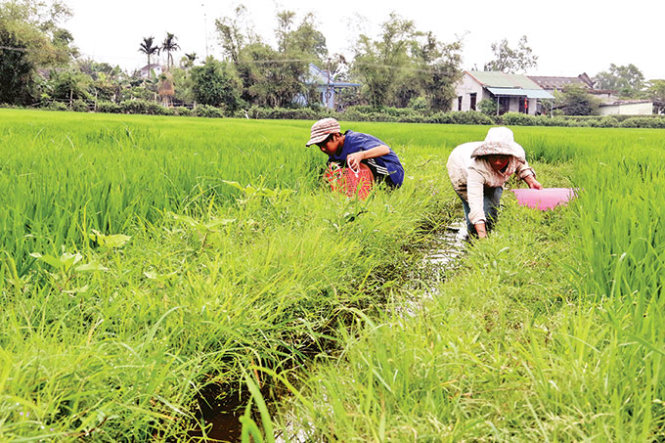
[457,186,503,235]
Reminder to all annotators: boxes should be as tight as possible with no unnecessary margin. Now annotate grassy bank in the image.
[275,129,665,440]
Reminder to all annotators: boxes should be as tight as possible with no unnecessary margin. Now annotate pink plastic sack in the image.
[510,188,577,211]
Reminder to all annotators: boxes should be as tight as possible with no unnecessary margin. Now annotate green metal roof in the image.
[468,71,542,89]
[486,87,554,99]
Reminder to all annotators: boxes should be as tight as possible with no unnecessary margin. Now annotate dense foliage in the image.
[595,63,645,96]
[190,57,242,111]
[483,35,538,74]
[0,0,76,104]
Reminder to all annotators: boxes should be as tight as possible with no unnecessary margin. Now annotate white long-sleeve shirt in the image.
[447,142,535,225]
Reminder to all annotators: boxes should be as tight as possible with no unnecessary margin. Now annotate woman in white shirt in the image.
[447,127,542,238]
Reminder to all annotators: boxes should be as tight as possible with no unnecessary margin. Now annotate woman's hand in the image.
[524,175,543,190]
[474,222,487,238]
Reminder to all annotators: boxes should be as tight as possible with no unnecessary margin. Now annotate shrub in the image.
[263,107,322,120]
[120,99,149,114]
[427,112,454,124]
[193,104,224,118]
[71,99,90,112]
[478,98,498,116]
[174,107,192,117]
[43,101,68,111]
[592,116,619,128]
[344,105,376,114]
[120,99,169,115]
[399,114,428,123]
[620,117,665,129]
[543,116,571,127]
[448,111,495,125]
[501,112,537,126]
[160,106,176,116]
[381,107,419,118]
[232,109,250,119]
[408,96,429,112]
[343,109,398,122]
[96,101,121,114]
[620,117,649,128]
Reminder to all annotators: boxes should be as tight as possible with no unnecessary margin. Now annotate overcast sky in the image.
[64,0,663,80]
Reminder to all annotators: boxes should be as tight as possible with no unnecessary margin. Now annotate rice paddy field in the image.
[1,108,664,441]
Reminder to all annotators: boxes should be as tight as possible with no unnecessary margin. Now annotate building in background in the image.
[529,73,654,115]
[453,71,554,115]
[138,64,163,79]
[529,73,616,104]
[305,64,360,111]
[598,100,655,115]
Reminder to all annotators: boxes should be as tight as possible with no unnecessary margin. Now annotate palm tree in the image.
[138,37,160,68]
[180,52,197,69]
[161,33,180,70]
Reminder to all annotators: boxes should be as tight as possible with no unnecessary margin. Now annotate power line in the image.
[0,45,28,52]
[1,44,456,75]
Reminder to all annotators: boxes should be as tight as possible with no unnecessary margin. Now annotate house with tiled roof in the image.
[453,71,554,115]
[528,73,654,115]
[528,73,617,103]
[528,73,595,90]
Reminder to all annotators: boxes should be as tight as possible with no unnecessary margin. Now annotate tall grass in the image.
[0,112,323,275]
[0,109,458,439]
[276,127,665,440]
[3,109,664,439]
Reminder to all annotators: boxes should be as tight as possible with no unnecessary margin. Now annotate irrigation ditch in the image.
[186,219,469,441]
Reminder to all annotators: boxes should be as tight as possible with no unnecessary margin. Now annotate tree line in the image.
[1,0,663,115]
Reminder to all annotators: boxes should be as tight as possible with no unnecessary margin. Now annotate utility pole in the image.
[202,3,209,59]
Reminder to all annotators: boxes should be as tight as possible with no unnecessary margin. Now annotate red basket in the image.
[324,162,374,199]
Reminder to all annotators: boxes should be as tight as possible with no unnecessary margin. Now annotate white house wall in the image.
[508,98,538,115]
[529,99,538,115]
[507,99,519,113]
[599,102,653,116]
[453,73,487,111]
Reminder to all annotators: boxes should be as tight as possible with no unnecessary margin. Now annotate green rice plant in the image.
[3,108,665,440]
[0,108,459,439]
[0,111,321,275]
[275,130,665,441]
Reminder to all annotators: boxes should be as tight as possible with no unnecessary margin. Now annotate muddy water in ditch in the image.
[425,221,468,269]
[188,385,247,442]
[393,220,468,318]
[190,221,468,442]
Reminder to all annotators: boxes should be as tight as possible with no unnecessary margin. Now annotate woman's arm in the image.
[517,160,542,189]
[467,170,487,237]
[523,174,543,189]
